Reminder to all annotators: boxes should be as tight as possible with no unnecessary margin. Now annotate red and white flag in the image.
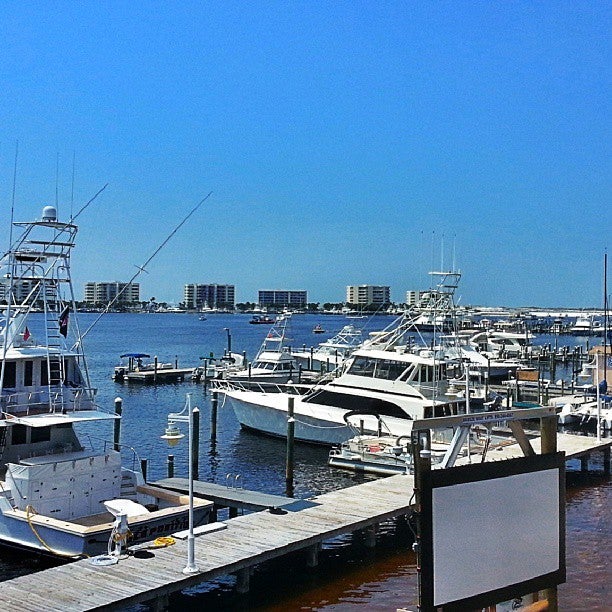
[23,327,31,341]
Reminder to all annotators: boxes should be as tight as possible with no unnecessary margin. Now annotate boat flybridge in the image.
[0,206,211,558]
[291,324,364,373]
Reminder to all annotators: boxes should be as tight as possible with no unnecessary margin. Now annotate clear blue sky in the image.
[1,2,609,307]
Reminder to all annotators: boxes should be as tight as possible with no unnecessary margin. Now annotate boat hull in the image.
[223,390,416,445]
[0,502,211,558]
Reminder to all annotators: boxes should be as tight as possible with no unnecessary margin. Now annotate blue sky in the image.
[0,2,609,307]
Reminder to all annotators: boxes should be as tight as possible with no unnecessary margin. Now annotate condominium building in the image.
[183,284,235,309]
[346,285,390,306]
[0,280,40,305]
[83,282,140,305]
[406,290,427,307]
[258,290,307,308]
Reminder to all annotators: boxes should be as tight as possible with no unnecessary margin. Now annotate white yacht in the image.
[216,305,466,445]
[468,329,536,359]
[441,332,521,380]
[569,314,604,336]
[0,206,211,557]
[225,316,300,384]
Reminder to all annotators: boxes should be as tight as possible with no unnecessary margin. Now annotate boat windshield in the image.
[347,357,409,381]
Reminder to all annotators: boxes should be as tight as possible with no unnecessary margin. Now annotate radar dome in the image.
[42,206,57,221]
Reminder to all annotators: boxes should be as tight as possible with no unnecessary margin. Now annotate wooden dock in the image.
[0,474,414,611]
[0,432,608,611]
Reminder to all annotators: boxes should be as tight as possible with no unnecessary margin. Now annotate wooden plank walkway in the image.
[0,431,607,611]
[0,473,414,611]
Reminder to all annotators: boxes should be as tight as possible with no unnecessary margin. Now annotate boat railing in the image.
[0,386,98,417]
[212,378,307,396]
[82,434,143,474]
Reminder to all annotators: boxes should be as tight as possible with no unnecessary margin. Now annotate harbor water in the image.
[0,313,609,610]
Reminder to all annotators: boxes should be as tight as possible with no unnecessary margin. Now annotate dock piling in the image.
[286,396,295,496]
[306,543,321,567]
[113,397,122,452]
[211,391,218,440]
[167,454,174,478]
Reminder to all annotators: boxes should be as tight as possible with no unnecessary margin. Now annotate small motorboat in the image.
[312,324,326,334]
[113,353,174,381]
[249,315,275,325]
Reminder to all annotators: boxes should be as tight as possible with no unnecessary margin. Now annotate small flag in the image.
[23,327,30,341]
[59,306,70,337]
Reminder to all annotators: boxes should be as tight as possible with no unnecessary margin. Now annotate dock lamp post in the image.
[161,393,199,574]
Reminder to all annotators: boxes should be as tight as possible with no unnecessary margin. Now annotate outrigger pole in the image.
[76,190,213,345]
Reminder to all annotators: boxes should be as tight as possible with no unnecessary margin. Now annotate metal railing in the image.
[0,386,99,417]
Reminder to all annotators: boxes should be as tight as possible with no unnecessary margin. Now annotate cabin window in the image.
[373,360,408,381]
[2,362,16,388]
[24,361,33,386]
[304,390,410,419]
[31,426,51,443]
[347,357,376,377]
[11,424,27,445]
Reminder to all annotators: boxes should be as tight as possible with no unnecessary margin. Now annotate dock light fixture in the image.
[161,422,184,447]
[162,393,199,574]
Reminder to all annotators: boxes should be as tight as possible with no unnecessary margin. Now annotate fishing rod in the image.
[76,191,213,345]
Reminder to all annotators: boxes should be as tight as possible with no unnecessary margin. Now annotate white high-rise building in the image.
[83,282,140,305]
[183,284,235,309]
[346,285,390,306]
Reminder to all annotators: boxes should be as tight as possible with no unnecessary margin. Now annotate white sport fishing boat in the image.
[225,315,300,384]
[0,206,211,558]
[216,295,468,445]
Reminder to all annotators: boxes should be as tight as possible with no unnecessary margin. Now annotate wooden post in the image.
[286,396,295,496]
[603,447,610,477]
[235,568,250,594]
[140,458,148,482]
[540,414,559,612]
[113,397,122,452]
[364,524,377,548]
[306,543,320,567]
[580,455,589,472]
[193,407,200,481]
[167,454,174,478]
[412,429,433,611]
[211,391,218,440]
[540,415,557,455]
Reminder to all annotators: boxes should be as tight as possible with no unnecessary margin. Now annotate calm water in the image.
[1,313,609,610]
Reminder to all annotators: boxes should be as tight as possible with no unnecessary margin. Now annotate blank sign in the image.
[427,458,563,608]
